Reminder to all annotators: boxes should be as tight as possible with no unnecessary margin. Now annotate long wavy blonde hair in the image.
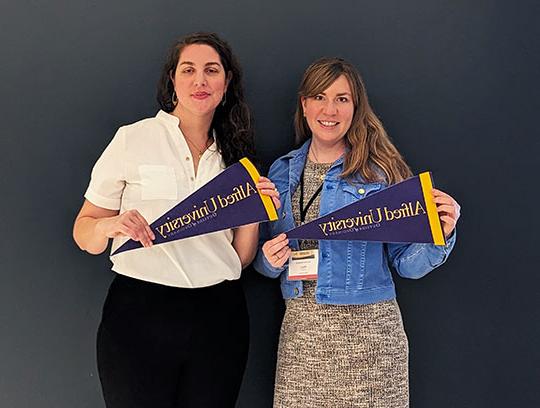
[294,57,412,184]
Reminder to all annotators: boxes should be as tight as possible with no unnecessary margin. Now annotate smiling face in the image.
[301,75,354,147]
[171,44,229,118]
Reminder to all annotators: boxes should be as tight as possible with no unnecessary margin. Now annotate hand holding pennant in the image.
[112,158,278,255]
[286,172,447,245]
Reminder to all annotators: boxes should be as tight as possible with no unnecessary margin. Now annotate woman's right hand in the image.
[96,209,155,248]
[262,233,291,268]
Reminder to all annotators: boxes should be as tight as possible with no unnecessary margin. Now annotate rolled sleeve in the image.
[387,229,457,279]
[84,128,126,210]
[253,250,285,278]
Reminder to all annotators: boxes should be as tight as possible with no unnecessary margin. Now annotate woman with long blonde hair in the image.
[255,57,460,407]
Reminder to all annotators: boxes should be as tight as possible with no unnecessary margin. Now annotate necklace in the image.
[308,145,328,181]
[309,144,321,163]
[184,134,212,159]
[309,142,345,164]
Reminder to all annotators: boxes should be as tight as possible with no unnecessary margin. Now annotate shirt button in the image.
[190,177,194,181]
[294,288,299,296]
[358,188,365,194]
[186,157,190,161]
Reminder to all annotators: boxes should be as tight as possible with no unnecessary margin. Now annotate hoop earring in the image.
[221,91,227,107]
[172,90,178,106]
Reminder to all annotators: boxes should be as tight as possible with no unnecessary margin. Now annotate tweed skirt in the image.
[273,281,409,408]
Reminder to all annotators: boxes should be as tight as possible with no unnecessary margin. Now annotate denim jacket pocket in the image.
[341,182,383,204]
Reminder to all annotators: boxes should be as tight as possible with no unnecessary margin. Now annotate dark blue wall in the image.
[1,0,539,406]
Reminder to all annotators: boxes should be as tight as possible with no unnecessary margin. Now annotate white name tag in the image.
[287,249,318,281]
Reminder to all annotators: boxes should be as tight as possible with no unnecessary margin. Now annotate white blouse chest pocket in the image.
[138,165,178,200]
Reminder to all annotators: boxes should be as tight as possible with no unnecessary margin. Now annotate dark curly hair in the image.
[157,32,255,167]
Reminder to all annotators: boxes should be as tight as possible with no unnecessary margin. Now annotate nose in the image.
[322,100,337,115]
[194,71,207,87]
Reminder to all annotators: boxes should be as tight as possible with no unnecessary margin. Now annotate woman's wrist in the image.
[95,216,114,239]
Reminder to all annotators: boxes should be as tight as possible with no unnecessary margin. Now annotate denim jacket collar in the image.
[287,139,348,191]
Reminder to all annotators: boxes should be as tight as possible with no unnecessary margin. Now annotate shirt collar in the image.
[157,110,221,163]
[156,110,217,139]
[156,110,180,127]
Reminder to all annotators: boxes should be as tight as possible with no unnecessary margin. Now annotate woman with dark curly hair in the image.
[73,32,279,408]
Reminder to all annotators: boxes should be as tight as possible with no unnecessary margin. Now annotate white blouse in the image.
[84,110,242,288]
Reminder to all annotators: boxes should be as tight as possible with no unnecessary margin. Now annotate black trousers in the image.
[97,274,249,408]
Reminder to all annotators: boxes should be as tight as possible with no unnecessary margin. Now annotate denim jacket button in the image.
[282,211,286,219]
[358,188,365,194]
[294,288,299,296]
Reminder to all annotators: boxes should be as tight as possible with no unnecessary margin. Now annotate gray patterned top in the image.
[292,158,333,251]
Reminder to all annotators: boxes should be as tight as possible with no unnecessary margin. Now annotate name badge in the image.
[287,249,318,281]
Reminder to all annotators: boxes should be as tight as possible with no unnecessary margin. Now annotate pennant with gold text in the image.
[112,158,278,255]
[286,172,446,245]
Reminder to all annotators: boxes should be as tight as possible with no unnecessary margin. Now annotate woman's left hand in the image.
[432,189,461,238]
[257,176,281,209]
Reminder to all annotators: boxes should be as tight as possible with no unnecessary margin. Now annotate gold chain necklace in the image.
[184,134,212,159]
[309,144,327,181]
[309,144,321,163]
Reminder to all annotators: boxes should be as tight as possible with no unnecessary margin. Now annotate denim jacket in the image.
[253,140,456,305]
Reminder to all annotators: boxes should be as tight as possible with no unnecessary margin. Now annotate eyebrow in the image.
[179,61,222,67]
[318,92,352,97]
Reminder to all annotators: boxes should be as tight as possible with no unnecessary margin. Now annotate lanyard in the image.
[299,168,324,223]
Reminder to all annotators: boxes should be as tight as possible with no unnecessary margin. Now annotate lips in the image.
[192,91,210,100]
[317,120,339,128]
